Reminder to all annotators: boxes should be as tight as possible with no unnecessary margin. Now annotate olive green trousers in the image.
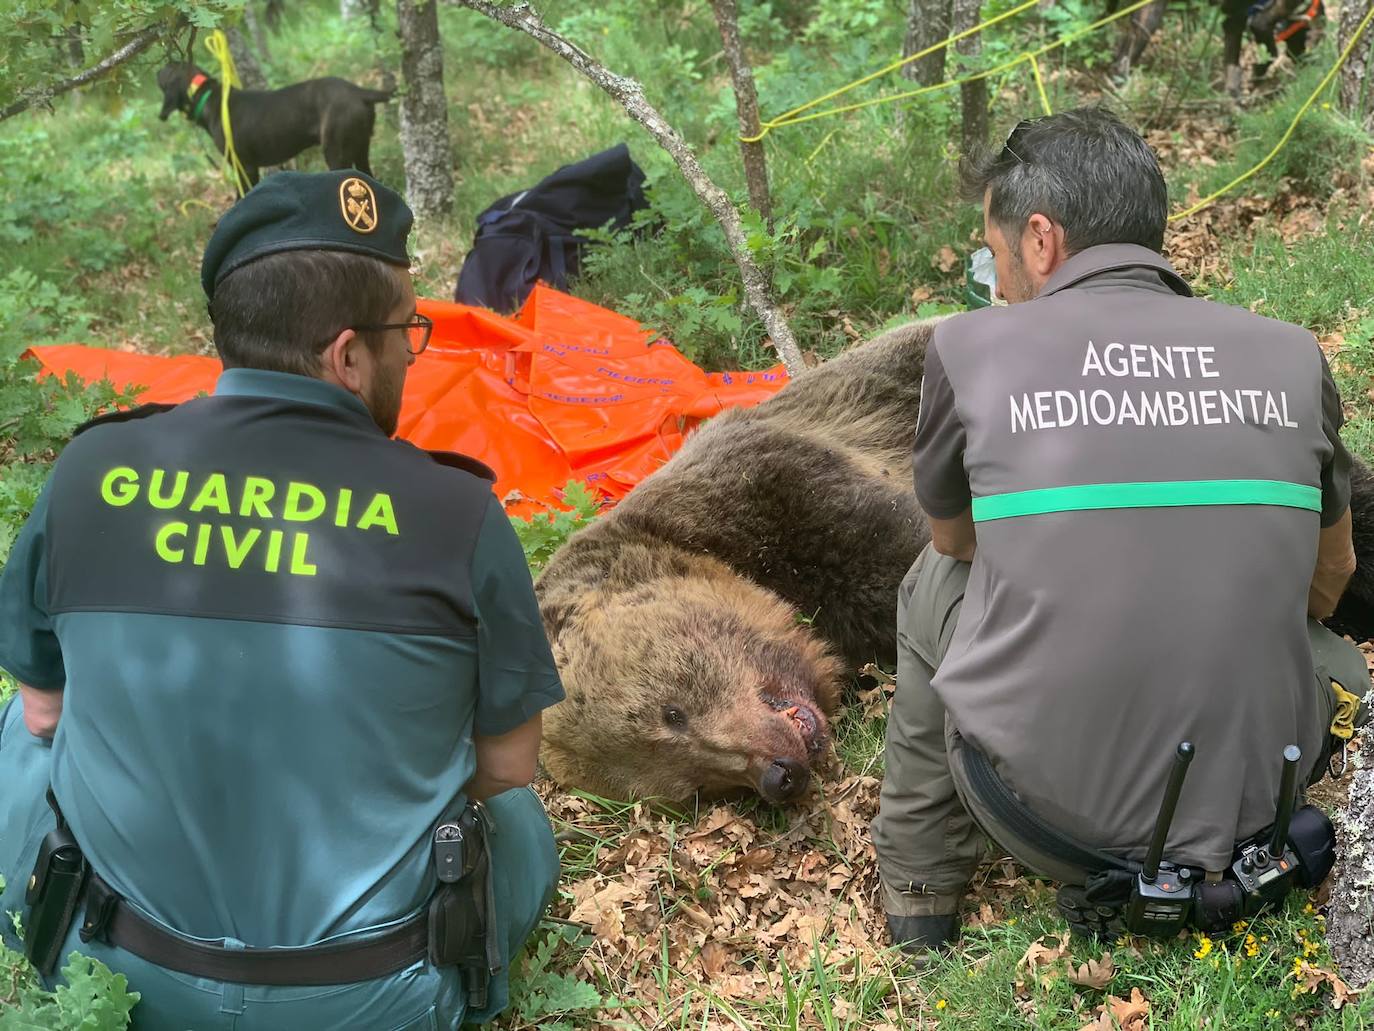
[870,543,1370,917]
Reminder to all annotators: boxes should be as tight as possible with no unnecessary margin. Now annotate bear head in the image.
[540,548,843,805]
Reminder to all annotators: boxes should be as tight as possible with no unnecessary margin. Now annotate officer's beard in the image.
[365,363,405,437]
[1002,250,1037,305]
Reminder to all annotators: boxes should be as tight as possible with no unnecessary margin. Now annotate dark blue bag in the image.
[454,143,649,314]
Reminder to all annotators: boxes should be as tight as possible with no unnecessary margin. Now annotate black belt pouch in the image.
[24,826,88,976]
[428,881,481,968]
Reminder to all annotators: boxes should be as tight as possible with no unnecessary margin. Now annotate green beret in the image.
[201,170,413,300]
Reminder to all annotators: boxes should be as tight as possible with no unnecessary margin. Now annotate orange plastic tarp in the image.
[27,285,789,515]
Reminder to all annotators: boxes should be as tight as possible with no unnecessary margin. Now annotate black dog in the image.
[1110,0,1320,97]
[157,63,391,190]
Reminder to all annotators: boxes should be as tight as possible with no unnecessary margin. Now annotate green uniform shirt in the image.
[0,369,564,945]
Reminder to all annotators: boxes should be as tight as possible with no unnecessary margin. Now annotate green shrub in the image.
[509,481,603,576]
[0,355,138,566]
[0,944,139,1031]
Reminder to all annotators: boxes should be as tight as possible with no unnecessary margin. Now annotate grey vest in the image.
[915,244,1348,870]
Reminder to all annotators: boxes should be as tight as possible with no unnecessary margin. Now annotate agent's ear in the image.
[1023,212,1066,281]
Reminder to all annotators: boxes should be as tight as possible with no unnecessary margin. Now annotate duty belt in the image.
[78,874,431,985]
[25,795,487,985]
[959,739,1337,937]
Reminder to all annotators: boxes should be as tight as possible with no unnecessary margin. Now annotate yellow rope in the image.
[755,0,1045,133]
[741,0,1161,141]
[1028,53,1051,115]
[1167,1,1374,221]
[205,30,252,197]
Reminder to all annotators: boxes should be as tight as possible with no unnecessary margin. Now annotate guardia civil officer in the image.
[871,108,1370,954]
[0,171,563,1027]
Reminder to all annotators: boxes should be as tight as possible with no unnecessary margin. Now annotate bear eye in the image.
[663,705,687,730]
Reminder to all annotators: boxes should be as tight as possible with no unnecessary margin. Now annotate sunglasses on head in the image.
[1000,117,1044,164]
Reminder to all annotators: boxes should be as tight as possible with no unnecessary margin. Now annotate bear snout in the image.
[758,757,810,804]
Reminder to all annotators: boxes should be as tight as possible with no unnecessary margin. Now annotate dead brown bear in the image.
[536,320,1374,805]
[536,321,935,805]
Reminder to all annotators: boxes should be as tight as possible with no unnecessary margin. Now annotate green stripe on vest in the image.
[971,479,1321,523]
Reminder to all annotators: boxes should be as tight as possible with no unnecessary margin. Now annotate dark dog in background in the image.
[1109,0,1321,97]
[156,63,391,189]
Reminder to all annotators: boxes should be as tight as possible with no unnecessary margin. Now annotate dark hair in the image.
[960,107,1168,254]
[209,250,407,375]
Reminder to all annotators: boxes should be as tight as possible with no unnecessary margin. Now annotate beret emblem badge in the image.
[339,177,378,234]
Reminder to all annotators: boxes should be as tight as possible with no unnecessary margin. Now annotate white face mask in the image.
[969,247,1008,307]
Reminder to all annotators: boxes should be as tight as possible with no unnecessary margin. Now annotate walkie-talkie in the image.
[1125,742,1196,937]
[1231,745,1303,914]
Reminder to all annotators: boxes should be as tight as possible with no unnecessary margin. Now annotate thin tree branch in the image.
[447,0,805,376]
[710,0,771,223]
[0,24,166,123]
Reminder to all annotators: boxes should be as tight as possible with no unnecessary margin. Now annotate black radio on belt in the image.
[1231,745,1304,914]
[1122,741,1339,937]
[1124,741,1196,937]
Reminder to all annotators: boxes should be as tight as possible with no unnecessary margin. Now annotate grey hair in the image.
[960,107,1168,254]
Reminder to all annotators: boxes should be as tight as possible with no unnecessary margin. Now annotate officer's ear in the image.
[1022,212,1066,281]
[318,328,369,394]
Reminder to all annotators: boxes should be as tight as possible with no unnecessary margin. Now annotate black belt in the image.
[960,737,1137,876]
[80,873,430,986]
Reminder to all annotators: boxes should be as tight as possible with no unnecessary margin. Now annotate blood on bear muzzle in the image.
[765,696,825,755]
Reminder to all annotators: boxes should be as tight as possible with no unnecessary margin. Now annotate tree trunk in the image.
[226,25,268,90]
[1110,0,1166,83]
[1338,0,1374,124]
[953,0,987,156]
[1328,759,1374,987]
[244,2,271,66]
[64,24,85,68]
[396,0,454,218]
[709,0,771,223]
[902,0,952,87]
[445,0,805,376]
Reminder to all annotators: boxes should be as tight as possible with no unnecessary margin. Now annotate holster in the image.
[24,822,88,976]
[427,803,499,1011]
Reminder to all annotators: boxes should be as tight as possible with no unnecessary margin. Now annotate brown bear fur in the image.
[536,320,934,803]
[536,318,1374,804]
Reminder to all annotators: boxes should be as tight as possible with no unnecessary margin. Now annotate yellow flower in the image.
[1008,918,1017,926]
[1292,957,1307,979]
[1267,1009,1281,1019]
[1303,939,1319,957]
[1261,935,1269,943]
[936,999,948,1011]
[1245,934,1260,958]
[1304,902,1315,914]
[1194,935,1214,959]
[1233,920,1249,934]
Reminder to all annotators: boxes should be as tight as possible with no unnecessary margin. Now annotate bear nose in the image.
[760,758,810,804]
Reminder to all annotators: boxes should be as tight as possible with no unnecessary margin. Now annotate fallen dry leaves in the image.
[1079,987,1151,1031]
[1294,963,1362,1009]
[1017,934,1117,991]
[539,772,898,1019]
[1068,952,1117,990]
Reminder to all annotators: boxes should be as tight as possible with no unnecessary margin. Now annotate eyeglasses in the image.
[353,313,434,355]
